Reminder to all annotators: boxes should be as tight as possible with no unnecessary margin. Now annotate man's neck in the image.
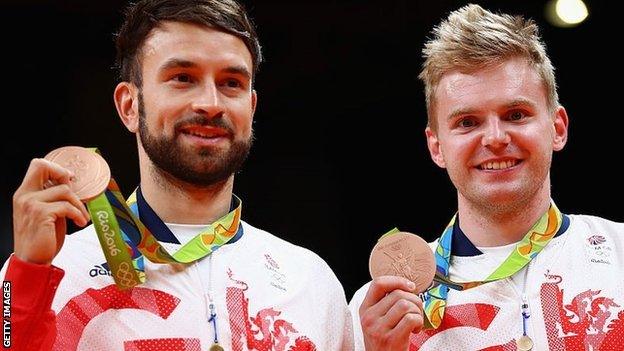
[457,186,551,247]
[140,165,235,225]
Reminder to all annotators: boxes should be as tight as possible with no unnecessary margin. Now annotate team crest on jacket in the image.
[587,235,607,246]
[226,269,315,350]
[541,273,623,350]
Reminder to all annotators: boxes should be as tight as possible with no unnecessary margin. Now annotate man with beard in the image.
[1,1,353,350]
[349,4,624,351]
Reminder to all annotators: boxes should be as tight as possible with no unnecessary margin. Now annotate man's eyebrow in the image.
[223,65,251,80]
[447,107,479,121]
[504,98,537,109]
[158,58,197,71]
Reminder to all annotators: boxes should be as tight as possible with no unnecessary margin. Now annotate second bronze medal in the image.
[369,231,436,293]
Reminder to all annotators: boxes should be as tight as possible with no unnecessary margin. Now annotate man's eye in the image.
[173,74,192,83]
[224,79,241,88]
[458,118,476,128]
[508,111,526,121]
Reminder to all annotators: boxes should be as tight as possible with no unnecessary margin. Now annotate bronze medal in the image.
[516,335,533,350]
[44,146,111,201]
[369,231,436,293]
[209,344,224,351]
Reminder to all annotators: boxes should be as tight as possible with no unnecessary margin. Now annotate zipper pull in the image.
[517,294,534,350]
[521,293,531,319]
[206,291,221,348]
[206,292,216,322]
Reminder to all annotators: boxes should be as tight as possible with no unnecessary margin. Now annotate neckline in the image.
[451,214,570,257]
[135,186,244,245]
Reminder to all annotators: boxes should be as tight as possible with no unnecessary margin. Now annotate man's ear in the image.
[426,127,446,168]
[114,82,140,133]
[552,106,569,151]
[251,89,257,118]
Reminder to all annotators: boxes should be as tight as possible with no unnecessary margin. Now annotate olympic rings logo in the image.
[116,261,138,289]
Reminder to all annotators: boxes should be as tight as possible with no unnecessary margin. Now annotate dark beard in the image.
[137,91,252,187]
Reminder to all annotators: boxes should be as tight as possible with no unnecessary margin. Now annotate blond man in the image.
[350,4,624,350]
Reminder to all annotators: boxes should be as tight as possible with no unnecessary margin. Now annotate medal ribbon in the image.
[422,202,563,329]
[85,150,242,290]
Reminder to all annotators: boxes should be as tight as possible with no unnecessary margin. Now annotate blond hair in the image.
[419,4,558,130]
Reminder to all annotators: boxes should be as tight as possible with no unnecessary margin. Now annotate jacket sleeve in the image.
[2,254,64,351]
[348,282,371,351]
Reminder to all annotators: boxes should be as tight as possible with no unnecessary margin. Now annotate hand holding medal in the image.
[12,146,97,265]
[357,229,433,350]
[13,146,140,288]
[43,146,145,289]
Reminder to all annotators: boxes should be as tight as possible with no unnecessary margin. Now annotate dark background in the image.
[1,1,620,299]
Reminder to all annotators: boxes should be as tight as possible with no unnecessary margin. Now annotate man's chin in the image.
[166,168,233,187]
[467,186,527,208]
[176,142,225,156]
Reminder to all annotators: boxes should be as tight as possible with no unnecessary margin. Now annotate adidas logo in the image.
[89,263,112,277]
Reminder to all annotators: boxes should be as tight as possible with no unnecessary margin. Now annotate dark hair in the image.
[115,0,262,86]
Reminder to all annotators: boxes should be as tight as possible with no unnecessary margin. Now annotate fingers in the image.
[38,184,90,223]
[16,183,90,225]
[47,201,89,227]
[15,158,89,222]
[359,276,425,350]
[394,310,424,340]
[375,289,423,327]
[12,158,91,265]
[12,199,86,265]
[360,275,416,311]
[361,287,423,331]
[18,158,74,194]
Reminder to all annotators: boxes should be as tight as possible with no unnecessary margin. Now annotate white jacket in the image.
[2,220,353,351]
[349,215,624,350]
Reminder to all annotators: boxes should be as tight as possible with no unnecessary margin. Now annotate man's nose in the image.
[191,81,224,118]
[481,118,511,148]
